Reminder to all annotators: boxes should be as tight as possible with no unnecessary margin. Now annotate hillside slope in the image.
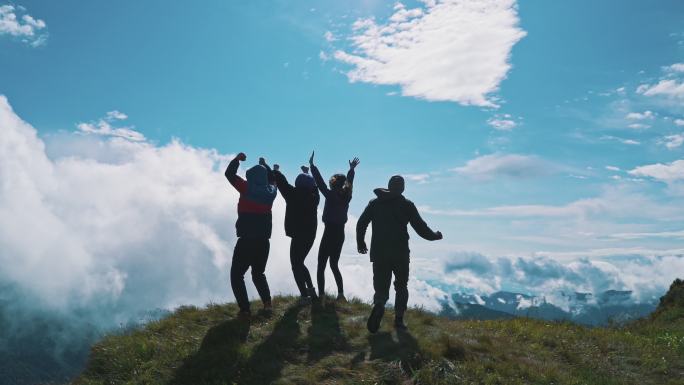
[74,287,684,385]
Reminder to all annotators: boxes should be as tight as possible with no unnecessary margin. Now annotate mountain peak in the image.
[73,295,684,385]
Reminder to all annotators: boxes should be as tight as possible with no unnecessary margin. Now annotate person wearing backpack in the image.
[225,153,278,316]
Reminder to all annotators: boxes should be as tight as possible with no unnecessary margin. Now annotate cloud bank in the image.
[0,95,449,331]
[333,0,526,107]
[440,252,684,306]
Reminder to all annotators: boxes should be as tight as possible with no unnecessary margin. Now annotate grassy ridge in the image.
[73,294,684,385]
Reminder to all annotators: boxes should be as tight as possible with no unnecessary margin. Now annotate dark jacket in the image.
[311,165,354,225]
[225,158,277,239]
[356,189,440,262]
[273,170,320,239]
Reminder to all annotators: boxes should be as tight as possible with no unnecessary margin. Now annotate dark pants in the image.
[372,256,409,316]
[317,224,345,296]
[230,238,271,312]
[290,235,316,297]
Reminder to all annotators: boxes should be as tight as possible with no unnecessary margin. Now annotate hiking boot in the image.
[237,309,251,319]
[263,300,273,312]
[367,304,385,334]
[337,293,347,302]
[394,317,408,331]
[308,287,318,300]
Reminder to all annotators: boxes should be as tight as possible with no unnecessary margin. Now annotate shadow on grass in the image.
[170,317,250,385]
[235,304,304,385]
[307,301,350,363]
[368,329,423,373]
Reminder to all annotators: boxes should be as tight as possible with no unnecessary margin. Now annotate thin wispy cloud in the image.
[77,112,145,142]
[487,114,517,131]
[333,0,526,107]
[452,153,555,180]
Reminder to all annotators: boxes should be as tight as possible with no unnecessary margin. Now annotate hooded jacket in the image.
[311,165,354,225]
[356,188,440,262]
[225,158,277,239]
[273,170,320,238]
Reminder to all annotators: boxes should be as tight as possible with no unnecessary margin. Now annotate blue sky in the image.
[2,0,684,309]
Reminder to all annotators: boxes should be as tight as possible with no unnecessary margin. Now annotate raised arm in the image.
[356,202,373,254]
[259,157,276,186]
[407,201,442,241]
[347,157,360,186]
[309,151,330,198]
[225,153,247,193]
[272,165,294,201]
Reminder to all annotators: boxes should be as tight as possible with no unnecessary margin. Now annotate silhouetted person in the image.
[272,163,320,303]
[225,153,277,316]
[357,175,442,333]
[310,151,360,301]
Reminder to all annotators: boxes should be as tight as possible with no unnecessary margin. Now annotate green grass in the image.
[73,295,684,385]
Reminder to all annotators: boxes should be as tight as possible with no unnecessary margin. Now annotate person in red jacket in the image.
[225,152,277,316]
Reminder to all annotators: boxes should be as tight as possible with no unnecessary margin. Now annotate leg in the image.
[368,259,392,333]
[290,237,308,297]
[372,260,393,306]
[300,234,316,293]
[250,239,271,306]
[329,225,345,297]
[393,257,410,321]
[230,239,252,312]
[317,227,331,297]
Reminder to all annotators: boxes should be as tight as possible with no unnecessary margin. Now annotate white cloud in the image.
[627,123,650,129]
[333,0,526,107]
[452,153,554,180]
[663,134,684,149]
[675,119,684,127]
[404,173,431,184]
[0,4,47,46]
[0,95,453,328]
[605,165,620,171]
[629,160,684,182]
[442,252,684,304]
[666,63,684,73]
[625,110,653,120]
[601,135,641,145]
[324,30,336,42]
[487,114,517,131]
[105,110,128,121]
[637,79,684,99]
[318,51,330,61]
[77,117,145,142]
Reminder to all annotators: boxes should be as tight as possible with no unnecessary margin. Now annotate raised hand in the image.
[435,231,443,240]
[309,151,315,166]
[349,157,360,169]
[358,242,368,254]
[301,165,309,174]
[273,164,280,172]
[236,152,247,161]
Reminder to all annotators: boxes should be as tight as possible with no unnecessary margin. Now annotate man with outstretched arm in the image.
[357,175,442,333]
[225,152,278,317]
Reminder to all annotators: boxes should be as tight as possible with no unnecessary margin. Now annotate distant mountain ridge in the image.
[442,288,657,325]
